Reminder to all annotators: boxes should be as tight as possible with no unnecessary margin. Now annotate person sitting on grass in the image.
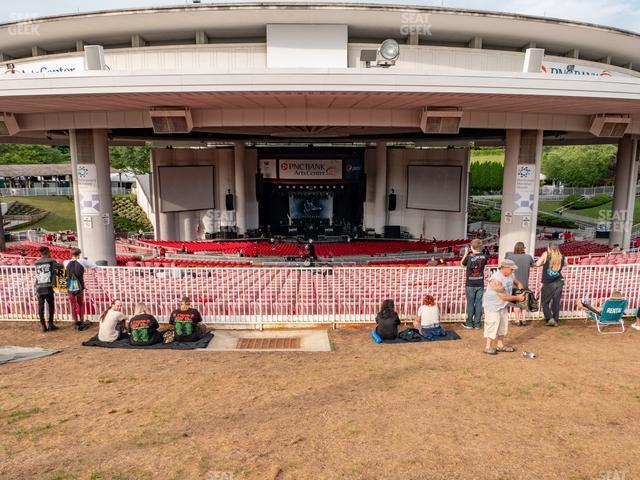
[375,299,401,340]
[577,290,631,327]
[633,309,640,332]
[169,296,207,342]
[97,300,128,342]
[481,259,525,355]
[414,295,439,330]
[128,303,162,346]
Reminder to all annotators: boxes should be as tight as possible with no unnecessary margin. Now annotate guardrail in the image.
[1,264,638,326]
[0,187,130,197]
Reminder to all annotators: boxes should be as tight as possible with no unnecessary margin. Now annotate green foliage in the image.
[109,146,151,175]
[470,161,503,194]
[0,144,70,164]
[570,195,612,210]
[561,194,583,206]
[537,213,578,229]
[542,145,616,187]
[112,195,153,232]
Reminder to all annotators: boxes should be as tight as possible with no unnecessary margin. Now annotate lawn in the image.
[539,198,640,223]
[1,196,76,231]
[1,321,639,479]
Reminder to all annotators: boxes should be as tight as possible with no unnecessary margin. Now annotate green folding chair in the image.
[585,298,628,334]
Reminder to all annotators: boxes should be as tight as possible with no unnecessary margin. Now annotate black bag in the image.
[398,328,423,342]
[513,288,539,312]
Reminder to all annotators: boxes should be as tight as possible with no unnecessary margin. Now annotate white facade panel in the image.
[267,24,348,68]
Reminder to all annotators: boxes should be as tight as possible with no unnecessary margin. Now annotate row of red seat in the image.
[3,242,140,266]
[141,239,469,258]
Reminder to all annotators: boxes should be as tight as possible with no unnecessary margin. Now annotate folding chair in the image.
[585,298,628,334]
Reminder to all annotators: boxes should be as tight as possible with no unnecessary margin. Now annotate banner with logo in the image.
[12,56,85,74]
[279,159,342,180]
[259,159,277,179]
[77,164,100,216]
[344,157,363,180]
[514,164,536,216]
[540,61,632,78]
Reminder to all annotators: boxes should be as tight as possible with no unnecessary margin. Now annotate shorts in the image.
[484,309,509,340]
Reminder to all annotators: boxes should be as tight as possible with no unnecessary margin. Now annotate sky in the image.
[2,0,640,33]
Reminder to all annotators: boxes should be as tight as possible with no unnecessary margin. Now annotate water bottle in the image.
[522,351,537,359]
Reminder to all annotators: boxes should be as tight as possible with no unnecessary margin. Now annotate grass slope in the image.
[1,196,76,231]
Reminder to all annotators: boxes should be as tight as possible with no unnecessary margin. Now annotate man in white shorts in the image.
[481,259,525,355]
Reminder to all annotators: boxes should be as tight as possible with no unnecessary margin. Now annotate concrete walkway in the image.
[203,329,332,352]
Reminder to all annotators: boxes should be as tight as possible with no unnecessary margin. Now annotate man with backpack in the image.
[461,238,488,329]
[34,246,60,332]
[63,248,92,331]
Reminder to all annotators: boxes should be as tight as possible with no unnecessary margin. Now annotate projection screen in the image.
[406,165,462,212]
[159,166,215,213]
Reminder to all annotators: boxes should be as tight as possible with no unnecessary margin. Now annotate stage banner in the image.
[288,193,333,220]
[344,157,363,180]
[279,159,342,180]
[259,159,277,179]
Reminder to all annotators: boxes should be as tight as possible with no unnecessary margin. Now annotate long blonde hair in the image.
[547,243,563,271]
[133,303,147,316]
[99,300,119,323]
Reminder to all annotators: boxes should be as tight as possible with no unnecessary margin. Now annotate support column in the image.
[69,129,116,265]
[498,129,543,260]
[374,142,387,235]
[234,142,247,235]
[610,136,638,249]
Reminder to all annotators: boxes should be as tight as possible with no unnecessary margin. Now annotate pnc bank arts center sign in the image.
[278,159,342,180]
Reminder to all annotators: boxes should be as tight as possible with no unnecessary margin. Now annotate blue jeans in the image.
[465,286,484,328]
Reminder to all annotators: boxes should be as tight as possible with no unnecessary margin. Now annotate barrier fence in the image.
[1,264,639,326]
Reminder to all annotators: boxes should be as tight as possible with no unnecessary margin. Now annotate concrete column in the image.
[69,129,116,265]
[234,142,247,234]
[498,129,543,260]
[609,136,638,249]
[183,216,195,241]
[374,142,388,235]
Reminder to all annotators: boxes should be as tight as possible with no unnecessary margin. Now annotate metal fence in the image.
[1,264,639,326]
[0,187,130,197]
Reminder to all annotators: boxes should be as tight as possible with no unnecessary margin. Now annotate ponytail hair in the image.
[100,300,119,323]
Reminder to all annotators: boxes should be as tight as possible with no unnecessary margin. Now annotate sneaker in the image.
[547,320,558,327]
[78,321,91,331]
[47,323,59,331]
[40,324,48,333]
[462,324,473,330]
[631,323,640,331]
[483,347,497,355]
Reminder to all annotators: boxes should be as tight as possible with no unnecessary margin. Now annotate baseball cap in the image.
[499,259,518,270]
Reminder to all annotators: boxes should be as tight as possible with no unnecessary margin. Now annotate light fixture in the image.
[360,39,400,68]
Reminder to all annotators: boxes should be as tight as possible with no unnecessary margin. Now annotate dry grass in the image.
[1,320,639,480]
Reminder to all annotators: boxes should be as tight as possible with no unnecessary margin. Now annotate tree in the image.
[0,144,70,164]
[108,145,151,175]
[542,145,616,187]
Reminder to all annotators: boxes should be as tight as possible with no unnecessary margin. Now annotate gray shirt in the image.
[505,252,534,289]
[483,270,515,312]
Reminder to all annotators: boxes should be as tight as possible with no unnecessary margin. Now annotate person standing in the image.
[63,248,93,331]
[34,246,59,332]
[482,259,525,355]
[505,242,535,326]
[461,238,488,329]
[536,243,566,326]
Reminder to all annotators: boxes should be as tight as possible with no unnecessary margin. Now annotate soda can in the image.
[522,351,537,359]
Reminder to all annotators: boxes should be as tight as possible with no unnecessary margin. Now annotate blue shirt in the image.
[483,270,515,312]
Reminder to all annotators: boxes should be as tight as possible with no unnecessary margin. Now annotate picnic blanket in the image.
[0,346,62,364]
[373,329,461,344]
[82,332,214,350]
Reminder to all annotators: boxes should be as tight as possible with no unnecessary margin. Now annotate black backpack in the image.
[398,328,423,342]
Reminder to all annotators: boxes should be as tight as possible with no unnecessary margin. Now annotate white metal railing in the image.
[0,187,130,197]
[1,264,639,326]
